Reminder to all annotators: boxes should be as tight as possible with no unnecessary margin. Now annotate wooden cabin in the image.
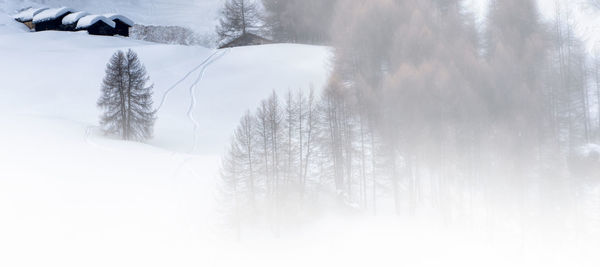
[219,33,273,49]
[60,11,89,31]
[76,15,116,36]
[13,7,134,38]
[104,14,134,37]
[13,7,49,30]
[33,7,75,31]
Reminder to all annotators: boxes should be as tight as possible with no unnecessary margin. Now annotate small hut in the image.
[13,7,49,30]
[61,11,89,31]
[33,7,75,31]
[103,14,134,37]
[219,33,273,49]
[76,15,116,36]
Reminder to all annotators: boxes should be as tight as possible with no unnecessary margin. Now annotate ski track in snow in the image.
[87,49,227,155]
[186,48,230,153]
[155,49,221,112]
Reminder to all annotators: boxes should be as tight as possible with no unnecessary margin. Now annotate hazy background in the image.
[1,0,599,49]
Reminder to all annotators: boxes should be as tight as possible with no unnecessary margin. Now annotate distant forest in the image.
[220,0,600,237]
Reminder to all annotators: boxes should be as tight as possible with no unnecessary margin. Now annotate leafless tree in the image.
[216,0,262,43]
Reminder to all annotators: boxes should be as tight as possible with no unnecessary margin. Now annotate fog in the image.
[2,0,600,266]
[220,0,600,264]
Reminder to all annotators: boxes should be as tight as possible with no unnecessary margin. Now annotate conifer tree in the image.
[98,49,156,141]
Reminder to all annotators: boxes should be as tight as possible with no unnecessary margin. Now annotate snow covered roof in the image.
[76,15,116,30]
[103,14,134,27]
[62,11,89,25]
[33,7,75,23]
[13,7,49,22]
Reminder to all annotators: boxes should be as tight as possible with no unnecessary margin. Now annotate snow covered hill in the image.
[3,4,600,266]
[0,11,330,267]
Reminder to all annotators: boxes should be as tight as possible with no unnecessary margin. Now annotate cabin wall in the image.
[24,21,34,30]
[35,14,72,32]
[114,20,130,37]
[87,22,115,36]
[60,23,77,31]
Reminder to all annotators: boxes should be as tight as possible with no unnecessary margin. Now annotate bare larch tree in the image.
[98,49,156,141]
[216,0,262,44]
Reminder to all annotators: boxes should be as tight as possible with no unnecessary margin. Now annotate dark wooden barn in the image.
[76,15,116,36]
[13,7,49,30]
[219,33,273,49]
[60,11,89,31]
[33,7,75,32]
[104,14,134,37]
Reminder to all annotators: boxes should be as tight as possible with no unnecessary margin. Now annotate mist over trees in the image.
[220,0,600,236]
[214,0,337,45]
[261,0,337,44]
[216,0,262,43]
[131,25,215,47]
[98,49,156,141]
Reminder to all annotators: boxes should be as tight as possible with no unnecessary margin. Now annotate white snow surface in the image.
[76,14,116,29]
[103,13,134,26]
[1,10,29,33]
[0,11,338,267]
[32,6,74,23]
[11,6,47,21]
[62,11,88,25]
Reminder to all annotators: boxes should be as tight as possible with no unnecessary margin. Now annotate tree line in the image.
[221,0,600,236]
[216,0,337,45]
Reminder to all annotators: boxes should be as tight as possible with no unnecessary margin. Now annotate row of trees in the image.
[221,88,382,235]
[216,0,337,45]
[221,0,600,235]
[131,25,215,47]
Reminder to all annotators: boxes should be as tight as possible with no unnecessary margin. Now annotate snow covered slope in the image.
[0,8,28,33]
[0,11,330,267]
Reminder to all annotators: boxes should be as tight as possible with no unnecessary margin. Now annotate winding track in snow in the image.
[87,48,230,155]
[155,49,221,112]
[186,48,231,153]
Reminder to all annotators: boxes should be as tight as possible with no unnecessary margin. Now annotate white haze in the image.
[1,1,600,267]
[467,0,600,52]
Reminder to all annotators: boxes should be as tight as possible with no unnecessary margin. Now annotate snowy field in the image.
[0,12,333,267]
[2,4,600,267]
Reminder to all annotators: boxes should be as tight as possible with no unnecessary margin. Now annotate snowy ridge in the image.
[103,13,134,26]
[12,7,48,21]
[76,15,115,29]
[62,11,88,25]
[32,7,74,23]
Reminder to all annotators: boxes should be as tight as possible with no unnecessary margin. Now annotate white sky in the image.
[465,0,560,20]
[465,0,600,52]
